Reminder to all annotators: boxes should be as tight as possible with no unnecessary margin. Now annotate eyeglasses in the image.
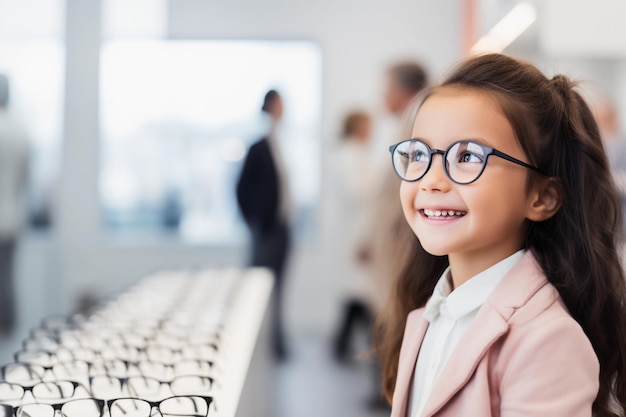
[89,375,215,400]
[1,360,128,384]
[0,395,213,417]
[107,395,213,417]
[14,348,87,368]
[5,398,105,417]
[0,380,88,406]
[389,139,545,184]
[1,356,218,388]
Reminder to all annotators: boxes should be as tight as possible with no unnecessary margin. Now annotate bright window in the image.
[99,40,322,244]
[0,0,65,230]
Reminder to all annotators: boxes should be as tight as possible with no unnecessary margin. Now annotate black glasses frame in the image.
[106,395,213,417]
[389,139,545,184]
[3,398,105,417]
[0,380,88,403]
[88,374,217,398]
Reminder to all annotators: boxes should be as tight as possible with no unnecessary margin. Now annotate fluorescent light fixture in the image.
[470,2,537,54]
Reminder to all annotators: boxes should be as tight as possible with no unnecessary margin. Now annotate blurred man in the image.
[362,61,429,307]
[236,90,291,360]
[0,74,30,336]
[357,61,429,409]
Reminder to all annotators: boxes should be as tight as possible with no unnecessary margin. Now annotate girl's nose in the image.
[420,154,451,192]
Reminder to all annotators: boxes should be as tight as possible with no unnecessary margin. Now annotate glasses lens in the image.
[90,375,124,399]
[175,361,213,377]
[67,348,97,362]
[160,396,209,417]
[61,399,102,417]
[446,141,486,184]
[121,334,146,348]
[24,336,59,352]
[111,346,140,362]
[2,364,45,384]
[16,403,52,417]
[110,398,150,417]
[182,345,216,361]
[126,377,162,399]
[0,382,24,402]
[154,334,185,350]
[52,361,89,380]
[32,381,76,400]
[90,360,130,377]
[393,141,430,181]
[15,351,55,367]
[147,346,176,363]
[171,376,212,396]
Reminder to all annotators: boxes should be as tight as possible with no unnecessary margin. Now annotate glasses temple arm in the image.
[491,150,546,175]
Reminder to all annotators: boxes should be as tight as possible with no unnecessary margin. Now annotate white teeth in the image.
[423,208,466,218]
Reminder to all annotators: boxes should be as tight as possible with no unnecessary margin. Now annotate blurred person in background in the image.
[360,61,430,315]
[329,110,388,409]
[0,73,30,337]
[236,90,291,361]
[348,61,428,408]
[330,111,377,362]
[592,94,626,197]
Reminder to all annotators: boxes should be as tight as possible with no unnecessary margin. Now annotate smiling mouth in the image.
[421,208,467,219]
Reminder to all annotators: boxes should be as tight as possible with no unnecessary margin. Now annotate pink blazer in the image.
[390,252,599,417]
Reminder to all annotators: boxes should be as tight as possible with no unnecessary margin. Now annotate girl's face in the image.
[400,87,536,275]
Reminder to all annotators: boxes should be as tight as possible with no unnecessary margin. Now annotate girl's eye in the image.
[412,151,429,162]
[458,151,483,163]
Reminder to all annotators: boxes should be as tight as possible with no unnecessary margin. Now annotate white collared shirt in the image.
[408,250,525,417]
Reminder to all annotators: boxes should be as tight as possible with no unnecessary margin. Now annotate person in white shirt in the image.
[360,61,430,314]
[0,73,30,336]
[331,111,378,361]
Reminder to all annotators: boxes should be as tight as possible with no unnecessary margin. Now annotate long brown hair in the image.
[375,53,626,417]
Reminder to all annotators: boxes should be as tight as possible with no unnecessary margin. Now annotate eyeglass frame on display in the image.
[106,395,213,417]
[0,380,91,406]
[0,397,105,417]
[87,374,217,400]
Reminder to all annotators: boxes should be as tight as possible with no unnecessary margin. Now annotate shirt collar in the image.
[423,249,526,322]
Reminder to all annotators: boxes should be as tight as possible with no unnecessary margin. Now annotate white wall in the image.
[16,0,463,339]
[541,0,626,58]
[504,0,626,130]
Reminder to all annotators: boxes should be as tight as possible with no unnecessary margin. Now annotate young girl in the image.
[376,53,626,417]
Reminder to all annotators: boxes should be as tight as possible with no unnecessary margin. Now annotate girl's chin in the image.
[417,240,451,257]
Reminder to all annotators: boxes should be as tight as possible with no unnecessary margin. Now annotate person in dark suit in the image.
[236,90,291,360]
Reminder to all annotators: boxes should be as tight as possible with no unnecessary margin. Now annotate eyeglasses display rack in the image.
[0,267,274,417]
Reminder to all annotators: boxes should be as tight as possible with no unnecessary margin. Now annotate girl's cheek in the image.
[399,182,416,218]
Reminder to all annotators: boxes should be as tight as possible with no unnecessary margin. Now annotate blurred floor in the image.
[273,331,390,417]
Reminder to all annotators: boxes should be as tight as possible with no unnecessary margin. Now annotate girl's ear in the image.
[526,177,563,222]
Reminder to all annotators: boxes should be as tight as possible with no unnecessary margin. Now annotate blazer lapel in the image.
[419,252,548,417]
[420,304,509,417]
[391,310,429,417]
